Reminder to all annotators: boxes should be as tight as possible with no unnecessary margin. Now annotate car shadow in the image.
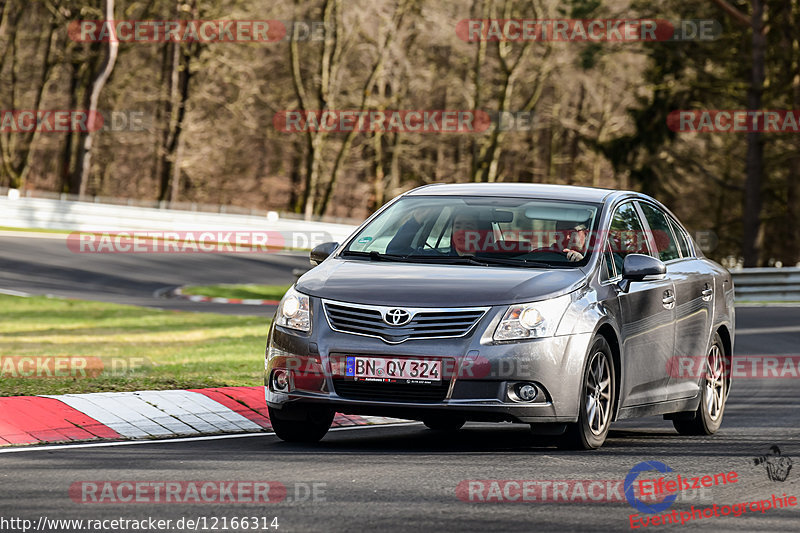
[259,422,690,455]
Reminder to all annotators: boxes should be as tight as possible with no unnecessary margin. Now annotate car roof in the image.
[404,182,634,204]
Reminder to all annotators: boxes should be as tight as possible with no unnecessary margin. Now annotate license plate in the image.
[345,356,442,384]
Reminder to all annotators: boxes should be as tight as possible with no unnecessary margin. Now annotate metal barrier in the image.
[0,194,358,246]
[731,268,800,302]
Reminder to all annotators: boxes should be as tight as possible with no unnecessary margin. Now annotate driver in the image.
[562,221,589,262]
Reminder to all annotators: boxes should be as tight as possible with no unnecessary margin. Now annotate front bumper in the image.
[265,299,593,424]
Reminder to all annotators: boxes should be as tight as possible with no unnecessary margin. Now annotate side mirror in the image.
[618,253,666,292]
[310,242,339,266]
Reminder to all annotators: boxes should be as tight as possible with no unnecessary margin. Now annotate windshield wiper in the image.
[342,250,552,268]
[456,255,552,268]
[403,254,551,268]
[340,250,407,261]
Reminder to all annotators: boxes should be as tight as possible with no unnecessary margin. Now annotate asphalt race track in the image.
[2,232,800,532]
[0,233,309,315]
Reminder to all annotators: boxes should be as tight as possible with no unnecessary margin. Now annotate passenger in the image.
[387,206,485,256]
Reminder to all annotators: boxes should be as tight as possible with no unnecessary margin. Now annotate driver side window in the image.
[608,202,649,274]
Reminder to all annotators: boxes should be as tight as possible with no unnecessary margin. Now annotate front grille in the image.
[332,379,449,403]
[323,301,488,343]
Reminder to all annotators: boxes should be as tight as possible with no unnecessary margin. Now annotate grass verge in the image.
[180,284,291,301]
[0,294,270,396]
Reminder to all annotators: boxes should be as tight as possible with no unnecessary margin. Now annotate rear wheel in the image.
[422,415,465,432]
[559,336,615,450]
[268,405,334,443]
[672,333,726,436]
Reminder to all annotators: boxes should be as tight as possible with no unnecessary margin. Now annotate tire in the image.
[268,405,334,443]
[422,415,466,432]
[672,332,727,436]
[559,336,615,450]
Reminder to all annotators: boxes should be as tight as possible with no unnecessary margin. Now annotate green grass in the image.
[0,294,271,396]
[181,284,291,301]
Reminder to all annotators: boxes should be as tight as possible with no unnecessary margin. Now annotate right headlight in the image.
[275,285,311,332]
[493,293,571,341]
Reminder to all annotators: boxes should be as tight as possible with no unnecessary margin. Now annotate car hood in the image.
[295,258,588,307]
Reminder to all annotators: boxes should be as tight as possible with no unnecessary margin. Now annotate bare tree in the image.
[75,0,118,198]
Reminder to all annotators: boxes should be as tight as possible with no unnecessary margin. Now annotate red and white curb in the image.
[170,287,279,306]
[0,387,405,446]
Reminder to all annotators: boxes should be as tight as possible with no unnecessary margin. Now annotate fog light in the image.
[516,383,538,402]
[272,369,290,391]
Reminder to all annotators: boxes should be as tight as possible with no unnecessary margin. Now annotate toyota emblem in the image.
[384,308,412,326]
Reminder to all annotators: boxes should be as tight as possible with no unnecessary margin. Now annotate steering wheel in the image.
[528,247,570,258]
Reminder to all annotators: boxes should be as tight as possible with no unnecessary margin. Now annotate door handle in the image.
[662,290,675,309]
[701,284,713,302]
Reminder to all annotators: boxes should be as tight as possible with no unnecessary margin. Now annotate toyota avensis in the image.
[264,183,734,449]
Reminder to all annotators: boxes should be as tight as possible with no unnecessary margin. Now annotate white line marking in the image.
[0,422,418,454]
[0,288,31,297]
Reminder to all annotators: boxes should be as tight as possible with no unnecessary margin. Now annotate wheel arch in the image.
[715,324,733,394]
[594,322,622,422]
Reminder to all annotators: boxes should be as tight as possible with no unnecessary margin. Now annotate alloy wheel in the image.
[585,351,612,435]
[704,344,725,421]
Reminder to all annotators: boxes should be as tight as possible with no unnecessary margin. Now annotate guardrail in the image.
[0,193,359,246]
[731,268,800,302]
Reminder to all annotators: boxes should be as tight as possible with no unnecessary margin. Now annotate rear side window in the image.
[638,202,681,262]
[669,218,694,258]
[608,202,649,274]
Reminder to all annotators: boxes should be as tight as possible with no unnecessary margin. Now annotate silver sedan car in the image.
[264,183,734,449]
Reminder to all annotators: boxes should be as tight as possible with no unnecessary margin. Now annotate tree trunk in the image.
[76,0,118,198]
[742,0,765,267]
[155,41,174,201]
[783,0,800,265]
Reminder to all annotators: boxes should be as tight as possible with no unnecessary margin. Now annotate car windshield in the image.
[343,196,601,267]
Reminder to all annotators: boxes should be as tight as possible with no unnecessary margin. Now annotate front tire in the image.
[672,332,727,436]
[268,405,334,443]
[559,336,615,450]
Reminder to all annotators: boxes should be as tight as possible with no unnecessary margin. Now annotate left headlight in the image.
[275,285,311,332]
[493,293,571,341]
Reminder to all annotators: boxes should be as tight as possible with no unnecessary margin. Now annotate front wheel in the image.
[672,333,727,436]
[559,336,615,450]
[268,405,334,443]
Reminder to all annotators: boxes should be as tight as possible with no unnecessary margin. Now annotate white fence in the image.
[0,193,359,246]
